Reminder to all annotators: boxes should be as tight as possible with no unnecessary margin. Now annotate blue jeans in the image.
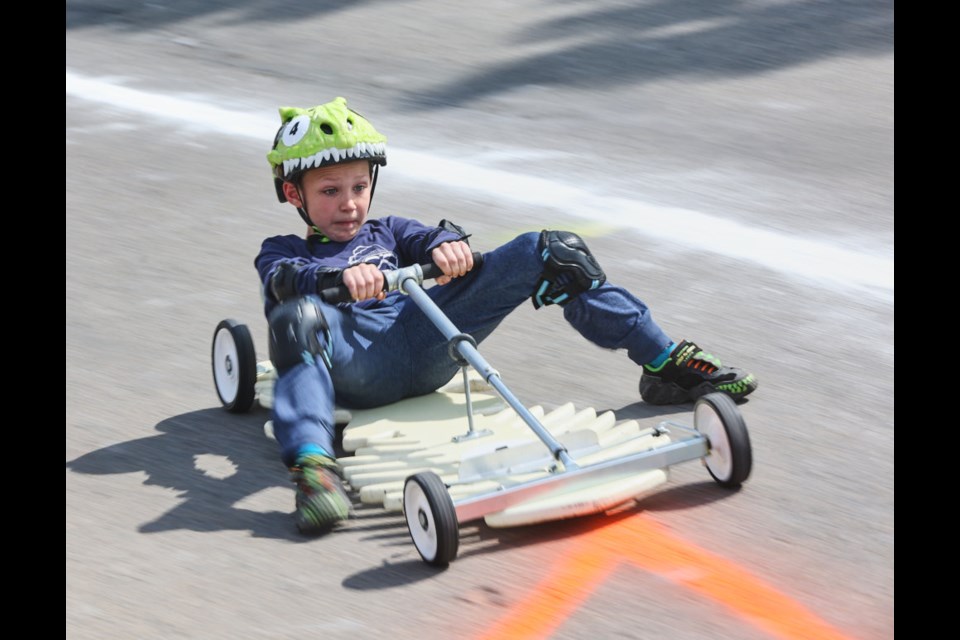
[271,231,672,466]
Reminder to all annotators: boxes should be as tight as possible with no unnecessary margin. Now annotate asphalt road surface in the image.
[66,2,894,639]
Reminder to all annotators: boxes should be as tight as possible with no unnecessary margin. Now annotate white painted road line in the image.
[66,71,893,298]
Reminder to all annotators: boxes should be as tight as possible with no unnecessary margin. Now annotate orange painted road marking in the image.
[475,514,853,640]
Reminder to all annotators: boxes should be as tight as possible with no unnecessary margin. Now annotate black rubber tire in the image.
[403,472,459,566]
[211,319,257,413]
[694,392,753,488]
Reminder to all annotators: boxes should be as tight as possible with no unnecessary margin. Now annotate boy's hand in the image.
[432,241,474,285]
[342,263,386,301]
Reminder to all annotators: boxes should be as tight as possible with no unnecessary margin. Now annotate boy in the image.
[255,97,757,534]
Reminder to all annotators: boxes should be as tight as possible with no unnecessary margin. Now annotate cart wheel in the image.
[694,392,752,488]
[403,472,459,566]
[211,319,257,413]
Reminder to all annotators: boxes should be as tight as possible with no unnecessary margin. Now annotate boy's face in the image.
[283,160,372,242]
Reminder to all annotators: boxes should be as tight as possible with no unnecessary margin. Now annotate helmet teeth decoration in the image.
[267,97,387,180]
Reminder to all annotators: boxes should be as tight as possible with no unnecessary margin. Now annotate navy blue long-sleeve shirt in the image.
[255,216,461,317]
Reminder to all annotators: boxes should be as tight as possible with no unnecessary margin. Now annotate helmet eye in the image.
[281,115,310,146]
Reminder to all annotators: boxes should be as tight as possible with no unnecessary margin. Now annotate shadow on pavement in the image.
[67,406,308,542]
[67,403,743,572]
[343,479,739,589]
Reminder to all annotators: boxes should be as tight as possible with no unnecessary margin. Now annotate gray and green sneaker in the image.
[640,340,758,405]
[290,454,351,534]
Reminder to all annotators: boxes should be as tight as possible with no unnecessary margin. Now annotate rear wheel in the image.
[694,392,752,488]
[211,319,257,413]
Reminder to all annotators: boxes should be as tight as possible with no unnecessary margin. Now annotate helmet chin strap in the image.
[294,187,330,243]
[369,163,380,203]
[308,225,331,243]
[292,182,317,235]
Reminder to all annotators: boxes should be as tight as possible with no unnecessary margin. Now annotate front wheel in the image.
[694,392,752,488]
[211,319,257,413]
[403,472,459,566]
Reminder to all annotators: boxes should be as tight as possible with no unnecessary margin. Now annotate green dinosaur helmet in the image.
[267,97,387,203]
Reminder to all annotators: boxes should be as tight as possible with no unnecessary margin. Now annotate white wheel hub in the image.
[404,480,438,561]
[213,328,240,404]
[695,401,733,482]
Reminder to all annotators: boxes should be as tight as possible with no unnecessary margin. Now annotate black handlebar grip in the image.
[420,251,484,280]
[319,251,484,303]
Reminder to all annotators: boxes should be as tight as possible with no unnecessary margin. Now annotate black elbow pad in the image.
[268,263,300,302]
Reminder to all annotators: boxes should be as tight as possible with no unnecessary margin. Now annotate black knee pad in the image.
[531,230,606,309]
[267,297,333,373]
